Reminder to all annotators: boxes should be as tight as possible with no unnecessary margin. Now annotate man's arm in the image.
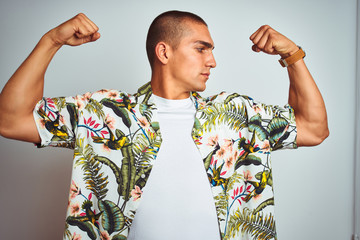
[0,13,100,143]
[249,25,329,147]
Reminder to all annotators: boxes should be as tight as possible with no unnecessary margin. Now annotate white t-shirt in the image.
[128,95,220,240]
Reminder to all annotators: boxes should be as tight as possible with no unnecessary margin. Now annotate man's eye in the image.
[197,48,205,53]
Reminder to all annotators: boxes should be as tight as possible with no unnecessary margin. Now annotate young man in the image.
[0,11,328,240]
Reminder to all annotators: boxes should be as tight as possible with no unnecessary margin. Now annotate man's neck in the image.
[150,75,190,100]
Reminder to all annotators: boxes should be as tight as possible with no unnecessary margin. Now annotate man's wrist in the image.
[279,46,305,68]
[279,45,299,59]
[41,30,64,50]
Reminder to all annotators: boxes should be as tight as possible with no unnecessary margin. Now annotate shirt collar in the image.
[135,82,206,110]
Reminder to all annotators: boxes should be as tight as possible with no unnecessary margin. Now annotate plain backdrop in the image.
[0,0,357,239]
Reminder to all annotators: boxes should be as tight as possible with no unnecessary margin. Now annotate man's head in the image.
[146,10,208,69]
[147,10,216,98]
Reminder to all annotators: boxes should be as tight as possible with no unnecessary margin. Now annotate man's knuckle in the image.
[77,13,85,18]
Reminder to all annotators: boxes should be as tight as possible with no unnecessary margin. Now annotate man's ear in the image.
[155,42,171,65]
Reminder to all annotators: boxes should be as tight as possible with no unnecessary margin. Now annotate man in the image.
[0,10,328,240]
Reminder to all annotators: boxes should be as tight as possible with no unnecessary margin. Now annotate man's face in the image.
[167,21,216,94]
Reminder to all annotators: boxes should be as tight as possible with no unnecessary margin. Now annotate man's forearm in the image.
[287,59,329,146]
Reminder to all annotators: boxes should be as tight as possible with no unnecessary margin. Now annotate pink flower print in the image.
[225,150,238,170]
[231,186,247,206]
[100,231,111,240]
[46,98,56,109]
[131,185,142,201]
[70,202,81,216]
[83,116,101,138]
[207,135,219,147]
[106,90,119,99]
[70,180,80,199]
[216,139,234,160]
[261,140,271,152]
[96,89,109,95]
[252,104,261,113]
[231,187,240,200]
[83,92,92,101]
[243,170,253,181]
[215,147,226,159]
[75,96,85,110]
[222,139,234,152]
[72,232,82,240]
[138,116,150,129]
[105,114,116,129]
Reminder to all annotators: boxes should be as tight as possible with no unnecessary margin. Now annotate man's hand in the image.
[47,13,100,47]
[250,25,298,59]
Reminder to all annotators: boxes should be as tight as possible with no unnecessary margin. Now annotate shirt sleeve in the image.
[248,98,298,151]
[33,95,83,149]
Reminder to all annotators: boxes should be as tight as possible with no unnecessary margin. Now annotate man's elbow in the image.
[297,123,329,147]
[312,126,330,146]
[0,118,16,139]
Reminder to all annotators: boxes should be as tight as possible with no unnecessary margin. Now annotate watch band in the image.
[278,46,306,67]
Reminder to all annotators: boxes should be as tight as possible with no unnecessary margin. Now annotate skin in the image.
[0,13,329,147]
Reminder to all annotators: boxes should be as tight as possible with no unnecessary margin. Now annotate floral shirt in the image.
[34,82,297,240]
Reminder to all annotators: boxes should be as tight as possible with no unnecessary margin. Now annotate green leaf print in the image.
[101,99,132,128]
[74,138,109,200]
[253,197,275,214]
[94,156,122,197]
[248,114,268,141]
[66,103,78,131]
[224,93,240,104]
[225,207,276,240]
[235,154,262,169]
[66,216,98,240]
[98,200,125,234]
[203,144,219,171]
[267,117,289,146]
[120,145,136,202]
[85,98,106,120]
[200,102,248,133]
[112,234,128,240]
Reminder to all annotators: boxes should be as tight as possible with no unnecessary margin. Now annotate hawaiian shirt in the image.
[34,82,297,240]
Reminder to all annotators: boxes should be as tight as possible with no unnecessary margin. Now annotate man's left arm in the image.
[250,25,329,147]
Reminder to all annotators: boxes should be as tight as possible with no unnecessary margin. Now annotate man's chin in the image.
[194,83,207,92]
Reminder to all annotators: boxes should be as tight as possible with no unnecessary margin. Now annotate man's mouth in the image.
[201,73,210,79]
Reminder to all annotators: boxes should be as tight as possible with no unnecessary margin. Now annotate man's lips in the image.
[201,73,210,78]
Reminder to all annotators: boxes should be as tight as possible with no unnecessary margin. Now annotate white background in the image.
[0,0,357,239]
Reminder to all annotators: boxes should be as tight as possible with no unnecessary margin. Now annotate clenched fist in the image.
[47,13,100,47]
[250,25,298,59]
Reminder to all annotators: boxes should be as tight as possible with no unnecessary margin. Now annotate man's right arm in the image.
[0,13,100,143]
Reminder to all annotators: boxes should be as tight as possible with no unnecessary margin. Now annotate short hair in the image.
[146,10,208,68]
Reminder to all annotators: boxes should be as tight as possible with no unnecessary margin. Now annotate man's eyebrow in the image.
[195,40,215,50]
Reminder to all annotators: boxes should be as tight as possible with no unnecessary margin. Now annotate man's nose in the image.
[206,52,217,68]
